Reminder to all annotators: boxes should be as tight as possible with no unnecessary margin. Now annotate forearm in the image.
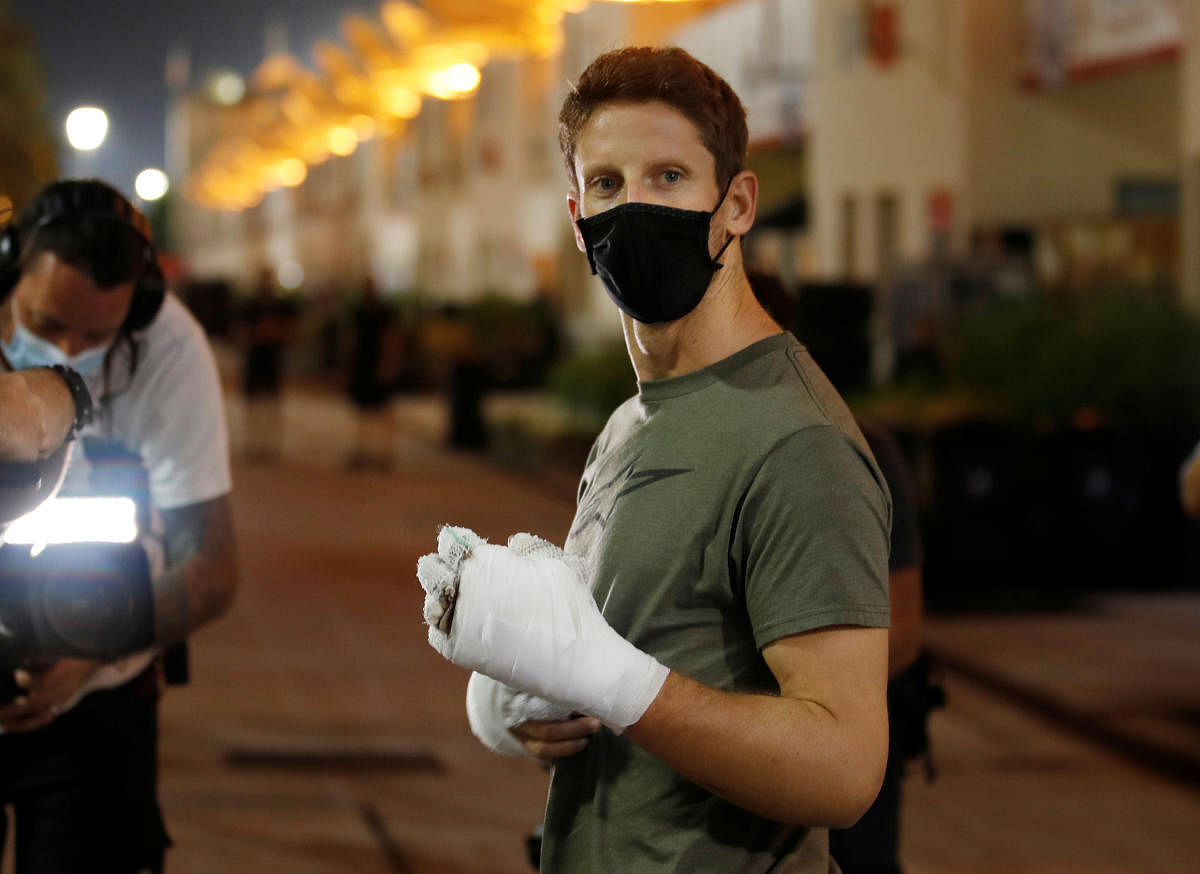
[1183,456,1200,519]
[0,369,75,461]
[625,668,889,828]
[155,496,239,645]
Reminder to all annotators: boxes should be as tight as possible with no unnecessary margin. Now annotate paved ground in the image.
[22,386,1200,873]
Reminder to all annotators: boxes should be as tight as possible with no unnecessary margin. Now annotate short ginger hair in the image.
[558,46,748,195]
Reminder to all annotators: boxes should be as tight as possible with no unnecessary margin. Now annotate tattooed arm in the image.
[155,495,239,645]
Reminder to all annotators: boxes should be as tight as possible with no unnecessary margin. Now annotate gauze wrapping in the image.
[465,672,571,757]
[417,525,668,732]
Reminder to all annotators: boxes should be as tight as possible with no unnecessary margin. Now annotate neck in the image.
[623,265,782,382]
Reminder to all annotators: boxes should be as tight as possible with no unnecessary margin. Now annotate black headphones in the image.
[0,180,165,333]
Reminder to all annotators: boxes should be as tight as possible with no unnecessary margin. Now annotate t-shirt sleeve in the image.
[131,321,232,510]
[738,425,891,649]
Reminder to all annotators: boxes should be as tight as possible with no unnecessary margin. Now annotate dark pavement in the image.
[142,386,1200,874]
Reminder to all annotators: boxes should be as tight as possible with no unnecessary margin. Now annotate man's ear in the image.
[723,170,759,237]
[567,191,587,253]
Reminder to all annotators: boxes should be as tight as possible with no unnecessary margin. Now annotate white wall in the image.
[966,0,1179,227]
[808,0,969,281]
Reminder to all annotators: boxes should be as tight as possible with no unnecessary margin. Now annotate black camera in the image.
[0,531,154,701]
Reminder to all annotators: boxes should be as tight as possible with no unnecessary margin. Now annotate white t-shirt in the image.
[68,293,232,508]
[59,293,232,704]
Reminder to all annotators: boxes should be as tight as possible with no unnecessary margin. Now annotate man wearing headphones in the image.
[0,179,238,873]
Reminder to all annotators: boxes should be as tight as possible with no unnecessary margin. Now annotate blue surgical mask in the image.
[2,299,110,377]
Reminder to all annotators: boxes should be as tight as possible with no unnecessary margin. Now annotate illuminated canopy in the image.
[186,0,722,210]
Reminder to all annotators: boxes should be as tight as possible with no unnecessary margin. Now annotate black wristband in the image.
[47,364,94,441]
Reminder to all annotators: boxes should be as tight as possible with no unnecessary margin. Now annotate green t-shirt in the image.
[544,332,892,873]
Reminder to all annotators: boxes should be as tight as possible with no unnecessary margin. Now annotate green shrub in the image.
[947,292,1200,428]
[547,338,636,424]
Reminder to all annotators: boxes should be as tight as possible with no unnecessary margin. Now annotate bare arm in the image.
[624,625,890,828]
[0,368,76,462]
[154,495,239,645]
[1182,452,1200,519]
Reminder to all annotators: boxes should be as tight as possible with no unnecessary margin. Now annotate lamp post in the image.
[134,168,169,202]
[64,106,108,177]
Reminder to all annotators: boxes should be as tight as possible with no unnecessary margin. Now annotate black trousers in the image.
[0,670,170,874]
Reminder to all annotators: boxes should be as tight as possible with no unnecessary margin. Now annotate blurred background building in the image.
[158,0,1196,340]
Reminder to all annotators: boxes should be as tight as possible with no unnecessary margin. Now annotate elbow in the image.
[824,728,890,829]
[1184,487,1200,520]
[828,759,888,829]
[1183,463,1200,518]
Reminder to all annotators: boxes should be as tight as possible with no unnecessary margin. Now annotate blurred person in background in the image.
[345,275,399,471]
[750,268,944,874]
[0,179,238,874]
[238,266,297,462]
[418,46,892,873]
[828,418,940,874]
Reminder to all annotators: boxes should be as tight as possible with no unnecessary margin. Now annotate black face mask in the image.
[576,186,735,324]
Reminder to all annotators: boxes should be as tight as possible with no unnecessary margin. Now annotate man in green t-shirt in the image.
[417,46,891,872]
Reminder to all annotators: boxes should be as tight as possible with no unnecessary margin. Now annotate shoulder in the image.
[108,295,222,422]
[589,394,643,455]
[715,335,870,457]
[142,294,209,347]
[131,295,218,376]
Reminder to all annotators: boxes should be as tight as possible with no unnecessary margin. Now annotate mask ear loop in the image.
[710,176,738,269]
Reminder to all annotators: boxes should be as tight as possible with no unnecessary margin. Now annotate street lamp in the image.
[134,169,169,202]
[64,106,108,151]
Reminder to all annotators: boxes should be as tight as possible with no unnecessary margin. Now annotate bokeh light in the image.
[65,106,108,151]
[277,260,305,289]
[134,168,170,201]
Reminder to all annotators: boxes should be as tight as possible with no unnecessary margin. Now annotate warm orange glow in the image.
[425,62,481,99]
[351,114,378,140]
[302,133,331,164]
[277,158,308,187]
[378,75,423,117]
[328,125,359,156]
[187,0,723,209]
[282,92,315,123]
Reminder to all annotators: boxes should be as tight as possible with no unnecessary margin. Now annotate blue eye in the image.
[663,170,681,184]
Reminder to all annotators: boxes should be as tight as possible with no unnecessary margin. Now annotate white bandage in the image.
[465,672,571,757]
[417,525,669,732]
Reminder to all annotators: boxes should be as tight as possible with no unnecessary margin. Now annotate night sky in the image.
[10,0,374,203]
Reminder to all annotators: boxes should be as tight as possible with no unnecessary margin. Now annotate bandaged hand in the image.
[417,526,668,733]
[465,672,573,757]
[464,532,572,757]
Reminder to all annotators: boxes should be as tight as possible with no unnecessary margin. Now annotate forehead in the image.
[14,252,133,330]
[574,100,713,171]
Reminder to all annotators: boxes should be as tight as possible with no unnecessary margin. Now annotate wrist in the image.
[45,365,93,443]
